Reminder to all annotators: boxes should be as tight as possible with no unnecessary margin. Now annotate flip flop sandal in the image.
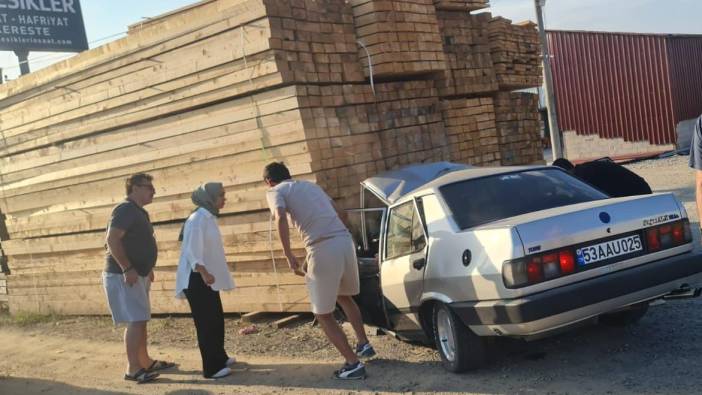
[147,360,176,372]
[124,368,159,384]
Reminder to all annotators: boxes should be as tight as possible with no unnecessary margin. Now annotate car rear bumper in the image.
[451,252,702,337]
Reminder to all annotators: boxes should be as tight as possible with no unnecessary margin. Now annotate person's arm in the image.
[106,226,139,285]
[273,207,304,276]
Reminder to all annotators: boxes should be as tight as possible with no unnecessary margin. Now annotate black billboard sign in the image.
[0,0,88,53]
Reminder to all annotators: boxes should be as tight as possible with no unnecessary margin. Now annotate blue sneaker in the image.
[355,342,376,358]
[333,361,366,380]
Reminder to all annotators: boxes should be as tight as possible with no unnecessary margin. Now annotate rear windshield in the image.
[439,168,608,230]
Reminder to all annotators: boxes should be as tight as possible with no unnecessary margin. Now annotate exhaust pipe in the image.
[663,284,702,300]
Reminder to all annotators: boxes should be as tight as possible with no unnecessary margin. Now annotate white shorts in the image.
[305,235,360,315]
[102,272,151,325]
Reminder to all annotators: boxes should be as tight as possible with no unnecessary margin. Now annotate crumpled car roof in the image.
[361,161,471,205]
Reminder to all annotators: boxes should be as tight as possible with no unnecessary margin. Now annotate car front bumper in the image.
[450,252,702,337]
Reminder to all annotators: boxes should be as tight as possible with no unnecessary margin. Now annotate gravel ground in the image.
[1,153,700,394]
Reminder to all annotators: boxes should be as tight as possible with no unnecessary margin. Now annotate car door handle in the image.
[412,257,426,270]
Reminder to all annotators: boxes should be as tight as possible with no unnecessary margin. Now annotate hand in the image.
[286,254,304,276]
[148,270,155,283]
[201,272,215,285]
[123,270,139,286]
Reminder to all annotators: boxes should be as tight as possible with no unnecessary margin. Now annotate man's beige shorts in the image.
[305,235,360,315]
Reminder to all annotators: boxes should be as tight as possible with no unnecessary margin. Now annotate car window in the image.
[411,210,426,251]
[386,202,413,259]
[439,168,608,230]
[386,201,427,259]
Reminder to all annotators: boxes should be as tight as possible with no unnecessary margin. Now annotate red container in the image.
[547,30,702,145]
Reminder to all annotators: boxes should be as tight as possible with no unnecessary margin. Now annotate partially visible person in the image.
[553,157,652,197]
[689,115,702,231]
[103,173,175,384]
[263,162,375,380]
[175,182,236,379]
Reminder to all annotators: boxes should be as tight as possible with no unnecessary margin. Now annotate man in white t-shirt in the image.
[263,162,375,380]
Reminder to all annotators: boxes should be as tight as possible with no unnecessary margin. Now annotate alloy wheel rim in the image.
[437,308,456,362]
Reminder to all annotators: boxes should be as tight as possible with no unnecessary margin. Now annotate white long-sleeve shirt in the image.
[175,207,235,298]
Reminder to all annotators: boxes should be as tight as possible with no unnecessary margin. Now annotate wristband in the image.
[122,266,134,274]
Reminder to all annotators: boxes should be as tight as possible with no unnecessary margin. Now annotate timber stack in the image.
[0,0,543,315]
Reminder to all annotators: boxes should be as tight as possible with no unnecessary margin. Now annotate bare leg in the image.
[125,321,147,374]
[137,321,154,369]
[315,313,359,365]
[336,295,369,345]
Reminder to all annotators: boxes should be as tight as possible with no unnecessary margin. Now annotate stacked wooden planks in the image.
[0,273,6,304]
[434,11,497,96]
[488,17,542,90]
[0,0,545,315]
[494,92,543,165]
[441,97,500,165]
[350,0,447,79]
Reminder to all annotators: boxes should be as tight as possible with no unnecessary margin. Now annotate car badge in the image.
[599,212,611,224]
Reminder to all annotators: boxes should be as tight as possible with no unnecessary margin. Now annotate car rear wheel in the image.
[433,303,486,372]
[599,302,649,326]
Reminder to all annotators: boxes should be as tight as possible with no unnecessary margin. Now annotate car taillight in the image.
[559,250,575,274]
[646,228,661,252]
[503,248,575,288]
[672,222,684,244]
[527,259,543,282]
[646,219,691,253]
[541,254,559,279]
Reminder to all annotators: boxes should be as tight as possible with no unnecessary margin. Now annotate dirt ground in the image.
[2,154,701,395]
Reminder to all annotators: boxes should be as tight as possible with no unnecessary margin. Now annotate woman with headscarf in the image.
[175,182,236,379]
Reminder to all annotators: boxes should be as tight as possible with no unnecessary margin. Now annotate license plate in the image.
[576,235,643,266]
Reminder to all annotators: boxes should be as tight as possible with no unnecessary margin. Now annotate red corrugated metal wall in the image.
[548,30,678,145]
[667,36,702,123]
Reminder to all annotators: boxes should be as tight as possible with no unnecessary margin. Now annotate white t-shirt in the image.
[175,207,235,298]
[266,180,348,247]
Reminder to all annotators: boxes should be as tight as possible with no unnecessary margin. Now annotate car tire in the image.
[432,303,486,373]
[599,302,649,326]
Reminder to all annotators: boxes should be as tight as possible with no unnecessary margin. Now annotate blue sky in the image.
[1,0,701,80]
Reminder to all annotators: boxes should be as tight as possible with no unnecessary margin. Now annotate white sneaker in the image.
[211,367,231,379]
[226,357,236,366]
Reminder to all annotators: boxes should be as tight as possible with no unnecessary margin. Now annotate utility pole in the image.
[14,50,30,76]
[534,0,562,161]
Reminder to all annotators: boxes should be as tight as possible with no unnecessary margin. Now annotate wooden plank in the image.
[350,0,446,79]
[273,313,311,328]
[0,97,305,188]
[241,311,267,322]
[0,19,274,135]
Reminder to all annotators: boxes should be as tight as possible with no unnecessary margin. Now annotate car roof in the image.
[362,162,554,205]
[361,162,471,205]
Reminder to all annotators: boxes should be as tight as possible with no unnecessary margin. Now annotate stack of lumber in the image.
[434,11,497,96]
[493,92,543,165]
[433,0,489,11]
[0,0,545,316]
[350,0,447,79]
[0,273,7,304]
[0,80,448,314]
[441,97,500,165]
[488,17,541,90]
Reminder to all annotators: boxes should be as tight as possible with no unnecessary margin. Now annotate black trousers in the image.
[184,271,229,377]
